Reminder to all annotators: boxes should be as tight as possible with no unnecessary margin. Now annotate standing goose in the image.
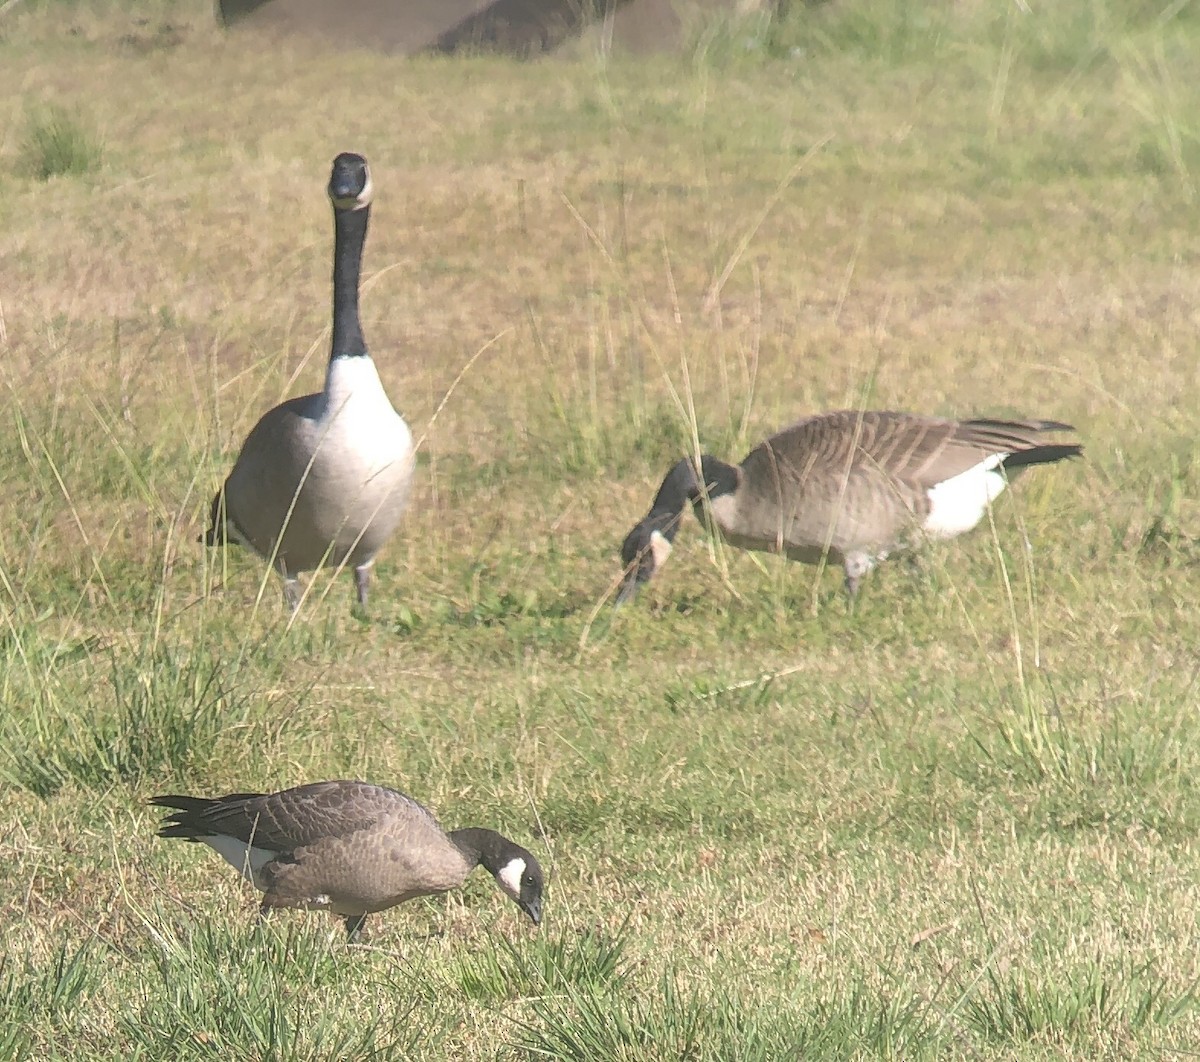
[152,780,544,940]
[205,152,415,610]
[618,410,1081,602]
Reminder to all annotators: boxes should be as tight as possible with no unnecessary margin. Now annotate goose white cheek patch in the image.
[649,530,673,569]
[354,173,374,209]
[498,858,527,899]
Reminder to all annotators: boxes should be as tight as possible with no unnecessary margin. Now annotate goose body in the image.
[619,410,1082,601]
[206,152,414,610]
[152,780,543,939]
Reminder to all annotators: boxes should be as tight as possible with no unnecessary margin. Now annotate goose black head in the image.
[616,513,679,605]
[490,842,545,926]
[328,152,373,211]
[616,454,738,606]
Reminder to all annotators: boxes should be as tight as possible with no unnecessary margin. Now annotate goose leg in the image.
[354,564,371,608]
[282,578,302,612]
[843,552,874,599]
[276,559,302,612]
[344,914,368,942]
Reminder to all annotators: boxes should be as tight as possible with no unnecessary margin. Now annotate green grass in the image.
[18,104,104,180]
[2,0,1200,1057]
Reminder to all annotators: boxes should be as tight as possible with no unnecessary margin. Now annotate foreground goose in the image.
[205,152,415,610]
[152,781,543,940]
[618,410,1081,602]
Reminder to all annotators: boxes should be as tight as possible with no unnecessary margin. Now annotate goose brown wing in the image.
[917,417,1076,486]
[754,411,1073,490]
[153,781,440,851]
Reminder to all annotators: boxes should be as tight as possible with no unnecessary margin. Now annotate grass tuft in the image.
[449,923,628,1003]
[521,970,946,1060]
[3,645,252,797]
[19,104,104,181]
[0,942,94,1027]
[959,960,1198,1048]
[124,918,440,1059]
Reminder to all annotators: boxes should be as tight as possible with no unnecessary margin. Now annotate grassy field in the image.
[3,0,1200,1057]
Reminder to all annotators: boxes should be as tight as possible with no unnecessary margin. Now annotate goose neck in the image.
[331,205,370,360]
[448,827,505,872]
[649,458,701,522]
[696,455,739,501]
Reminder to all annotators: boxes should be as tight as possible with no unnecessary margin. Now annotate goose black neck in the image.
[696,456,739,501]
[650,456,737,522]
[648,458,700,523]
[449,827,509,873]
[331,204,370,360]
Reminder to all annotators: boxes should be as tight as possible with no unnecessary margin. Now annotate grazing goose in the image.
[205,152,415,611]
[618,410,1081,602]
[152,780,543,940]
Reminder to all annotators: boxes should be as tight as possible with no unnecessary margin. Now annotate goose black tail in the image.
[150,793,262,839]
[201,488,244,548]
[1001,443,1083,470]
[151,795,218,839]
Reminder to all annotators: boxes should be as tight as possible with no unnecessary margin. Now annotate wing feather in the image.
[755,411,1076,489]
[152,781,440,851]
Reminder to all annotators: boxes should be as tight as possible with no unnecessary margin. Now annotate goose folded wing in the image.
[860,415,1073,490]
[160,782,435,850]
